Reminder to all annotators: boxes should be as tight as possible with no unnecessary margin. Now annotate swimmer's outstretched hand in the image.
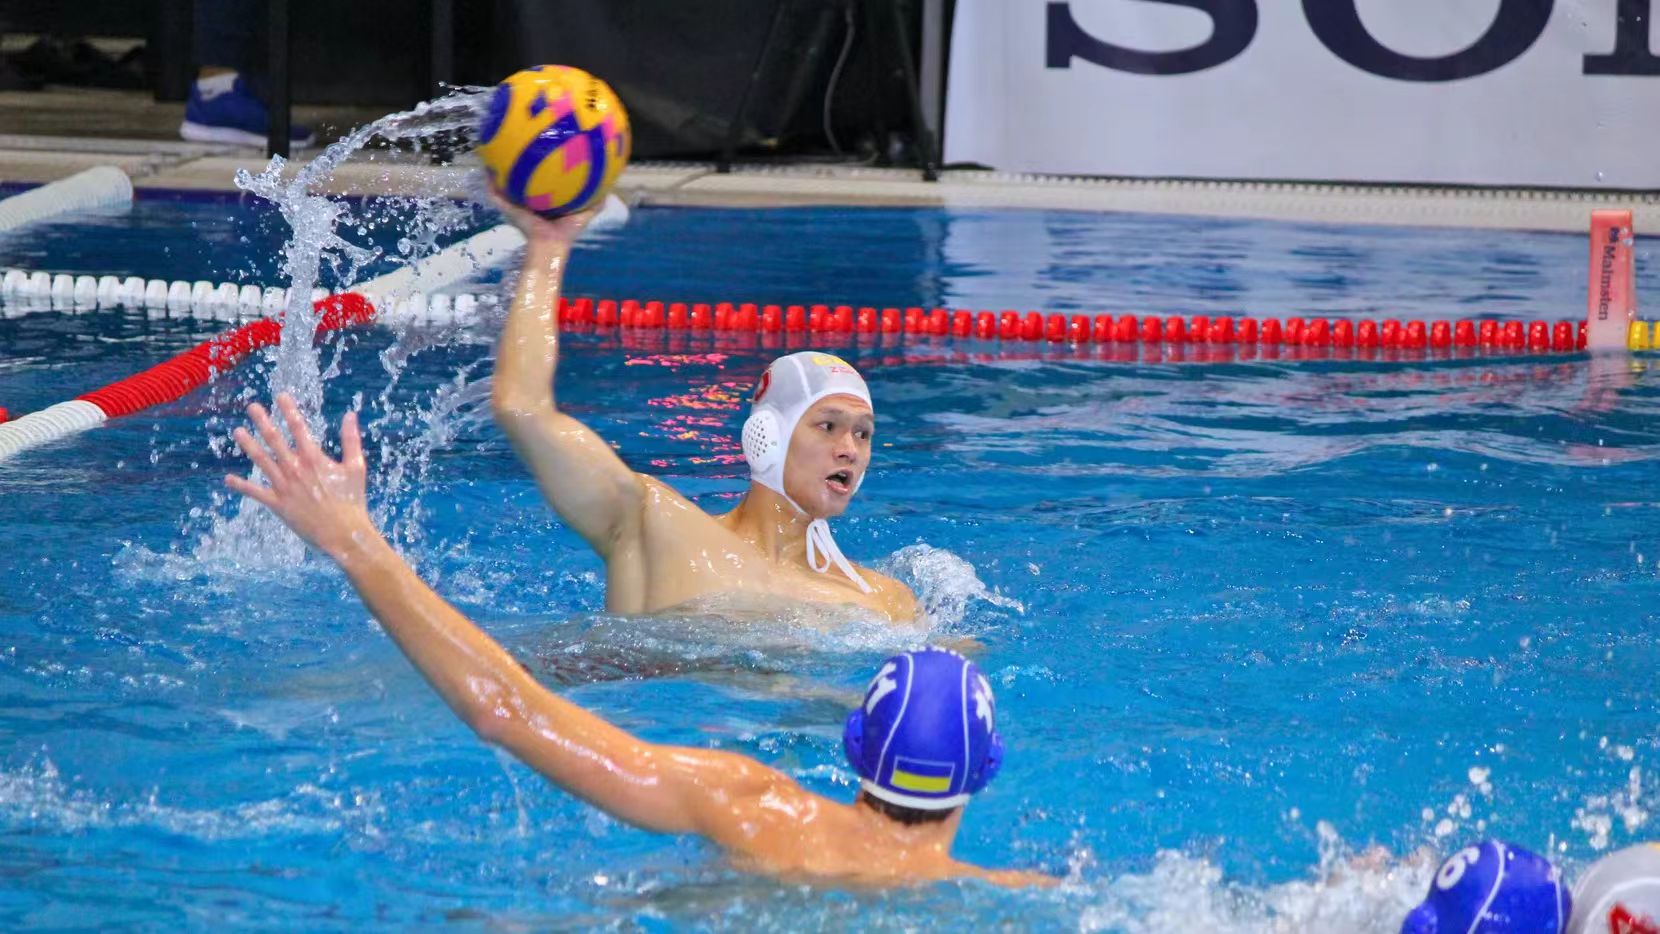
[224,393,377,560]
[488,189,595,249]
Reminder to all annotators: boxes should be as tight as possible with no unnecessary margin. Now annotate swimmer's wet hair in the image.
[857,790,954,826]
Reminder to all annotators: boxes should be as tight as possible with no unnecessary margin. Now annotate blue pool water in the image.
[2,199,1659,930]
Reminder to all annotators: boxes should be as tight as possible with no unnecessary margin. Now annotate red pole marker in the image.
[953,310,973,337]
[1585,209,1636,350]
[975,312,996,339]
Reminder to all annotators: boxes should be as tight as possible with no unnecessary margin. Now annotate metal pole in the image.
[266,0,291,159]
[881,0,939,180]
[431,0,456,96]
[720,0,789,173]
[919,0,944,145]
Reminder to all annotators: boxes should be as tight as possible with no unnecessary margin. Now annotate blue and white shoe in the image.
[180,73,315,148]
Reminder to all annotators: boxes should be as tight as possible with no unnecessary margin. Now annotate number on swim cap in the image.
[1437,846,1485,891]
[865,661,899,713]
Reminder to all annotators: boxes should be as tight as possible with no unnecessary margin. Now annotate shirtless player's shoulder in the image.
[489,198,916,621]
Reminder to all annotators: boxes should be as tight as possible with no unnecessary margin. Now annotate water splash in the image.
[881,543,1025,628]
[193,89,494,568]
[1074,845,1434,934]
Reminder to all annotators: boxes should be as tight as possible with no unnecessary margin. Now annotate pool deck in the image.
[1,130,1656,234]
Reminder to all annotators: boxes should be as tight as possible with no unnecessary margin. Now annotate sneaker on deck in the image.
[180,73,315,148]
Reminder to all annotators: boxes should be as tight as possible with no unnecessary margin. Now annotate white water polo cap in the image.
[1570,843,1660,934]
[741,352,874,593]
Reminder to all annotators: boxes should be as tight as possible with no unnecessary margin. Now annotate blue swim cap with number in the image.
[843,647,1002,810]
[1403,840,1571,934]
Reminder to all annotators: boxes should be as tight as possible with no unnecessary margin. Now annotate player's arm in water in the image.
[226,395,775,832]
[488,199,642,557]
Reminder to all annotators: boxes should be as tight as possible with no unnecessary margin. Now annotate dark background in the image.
[0,0,945,162]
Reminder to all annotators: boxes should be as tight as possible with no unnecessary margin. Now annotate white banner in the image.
[945,0,1660,188]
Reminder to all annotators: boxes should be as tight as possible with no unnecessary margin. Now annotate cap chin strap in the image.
[806,516,874,594]
[774,486,874,595]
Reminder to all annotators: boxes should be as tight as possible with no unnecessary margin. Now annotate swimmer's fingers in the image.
[338,410,366,478]
[231,425,287,491]
[247,401,301,476]
[223,471,279,511]
[275,393,328,467]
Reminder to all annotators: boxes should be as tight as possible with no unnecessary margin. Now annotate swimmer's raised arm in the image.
[489,198,643,556]
[224,395,777,836]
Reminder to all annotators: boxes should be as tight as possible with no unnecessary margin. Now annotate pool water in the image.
[2,199,1659,930]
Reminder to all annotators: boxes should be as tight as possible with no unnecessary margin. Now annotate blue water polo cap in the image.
[843,647,1002,810]
[1402,840,1571,934]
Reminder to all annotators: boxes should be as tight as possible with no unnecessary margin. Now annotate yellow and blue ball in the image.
[476,65,631,218]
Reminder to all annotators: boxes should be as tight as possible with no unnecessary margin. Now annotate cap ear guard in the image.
[742,408,785,478]
[967,730,1003,795]
[842,708,870,779]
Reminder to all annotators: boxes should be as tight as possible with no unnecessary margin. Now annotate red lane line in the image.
[76,294,375,419]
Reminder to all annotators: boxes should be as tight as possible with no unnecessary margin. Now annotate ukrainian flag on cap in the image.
[843,647,1003,810]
